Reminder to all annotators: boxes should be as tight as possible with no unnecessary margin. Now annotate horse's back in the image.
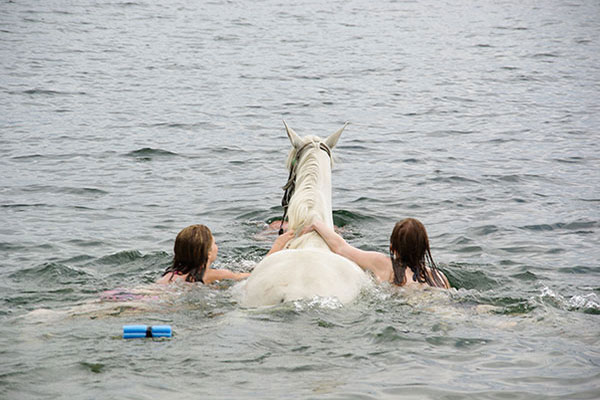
[239,249,369,307]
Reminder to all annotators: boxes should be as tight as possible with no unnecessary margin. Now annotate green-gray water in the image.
[1,0,599,398]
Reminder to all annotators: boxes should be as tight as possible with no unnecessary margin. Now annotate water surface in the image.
[1,0,599,399]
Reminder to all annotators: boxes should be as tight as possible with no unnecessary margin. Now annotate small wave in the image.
[455,245,484,254]
[18,88,87,96]
[338,144,371,151]
[92,251,170,286]
[450,236,476,246]
[11,154,45,160]
[292,74,322,80]
[80,362,104,374]
[11,153,87,162]
[556,265,595,274]
[124,148,179,163]
[240,210,273,223]
[293,296,343,311]
[520,220,597,233]
[444,263,500,291]
[513,74,547,82]
[8,262,93,285]
[140,121,209,130]
[500,245,548,254]
[531,52,559,58]
[569,294,600,313]
[510,271,538,281]
[351,196,388,204]
[493,25,528,31]
[95,250,143,265]
[126,148,179,158]
[18,185,107,196]
[115,1,145,7]
[1,203,50,209]
[426,335,489,349]
[470,225,499,236]
[459,291,535,315]
[0,242,27,251]
[210,145,243,154]
[401,158,424,164]
[429,129,475,136]
[67,187,108,196]
[554,156,584,164]
[61,254,95,264]
[440,97,476,105]
[496,174,522,183]
[373,325,409,344]
[431,175,480,184]
[214,34,240,42]
[332,209,373,226]
[65,239,105,248]
[538,287,600,314]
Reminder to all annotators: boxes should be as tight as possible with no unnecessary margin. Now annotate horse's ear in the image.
[325,122,349,149]
[283,120,303,148]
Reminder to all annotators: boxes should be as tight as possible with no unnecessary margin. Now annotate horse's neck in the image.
[287,149,333,249]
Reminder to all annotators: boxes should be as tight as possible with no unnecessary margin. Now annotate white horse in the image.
[239,122,369,307]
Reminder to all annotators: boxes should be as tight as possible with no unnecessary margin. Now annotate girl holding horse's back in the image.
[303,218,450,289]
[157,224,294,285]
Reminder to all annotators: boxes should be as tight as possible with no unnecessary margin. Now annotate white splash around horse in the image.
[239,122,369,307]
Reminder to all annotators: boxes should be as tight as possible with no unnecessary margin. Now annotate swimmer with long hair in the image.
[157,224,294,285]
[302,218,450,288]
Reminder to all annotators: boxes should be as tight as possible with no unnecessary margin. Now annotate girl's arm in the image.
[203,269,250,284]
[266,229,295,255]
[303,220,391,282]
[203,230,295,284]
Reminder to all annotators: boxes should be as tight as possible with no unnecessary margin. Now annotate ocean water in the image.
[1,0,599,399]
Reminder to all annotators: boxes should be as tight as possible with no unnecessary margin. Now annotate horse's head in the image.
[283,121,348,170]
[283,120,347,153]
[279,121,349,244]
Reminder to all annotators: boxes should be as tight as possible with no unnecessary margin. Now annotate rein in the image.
[278,142,332,235]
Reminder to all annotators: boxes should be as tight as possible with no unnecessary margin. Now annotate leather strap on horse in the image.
[278,142,332,235]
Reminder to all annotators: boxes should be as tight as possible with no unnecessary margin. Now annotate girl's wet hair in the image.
[389,218,446,288]
[163,224,213,283]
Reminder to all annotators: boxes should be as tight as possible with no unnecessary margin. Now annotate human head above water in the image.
[389,218,445,287]
[168,224,214,283]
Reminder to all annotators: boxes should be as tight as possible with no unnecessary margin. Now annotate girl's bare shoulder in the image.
[156,272,189,285]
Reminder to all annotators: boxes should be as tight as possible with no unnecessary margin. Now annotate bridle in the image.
[278,141,332,235]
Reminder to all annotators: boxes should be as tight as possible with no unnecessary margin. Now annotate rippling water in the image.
[1,0,599,399]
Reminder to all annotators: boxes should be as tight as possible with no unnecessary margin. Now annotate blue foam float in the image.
[123,325,172,339]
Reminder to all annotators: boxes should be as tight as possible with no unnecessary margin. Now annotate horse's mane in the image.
[285,136,335,250]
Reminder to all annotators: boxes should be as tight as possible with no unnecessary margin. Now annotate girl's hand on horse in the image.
[301,221,342,236]
[300,224,316,236]
[267,229,295,255]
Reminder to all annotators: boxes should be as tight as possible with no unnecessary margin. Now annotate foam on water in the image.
[538,287,600,314]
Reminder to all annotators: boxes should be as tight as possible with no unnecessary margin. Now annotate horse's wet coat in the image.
[239,123,370,307]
